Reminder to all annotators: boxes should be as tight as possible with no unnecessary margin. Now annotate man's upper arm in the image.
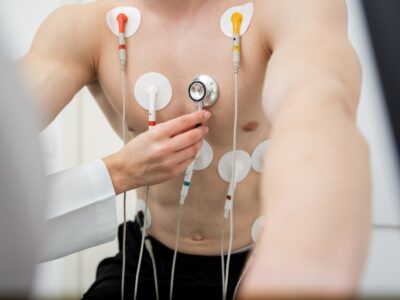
[19,4,101,127]
[256,0,362,123]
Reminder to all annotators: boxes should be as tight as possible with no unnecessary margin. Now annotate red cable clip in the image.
[117,13,128,33]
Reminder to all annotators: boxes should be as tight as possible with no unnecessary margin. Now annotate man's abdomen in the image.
[138,146,262,256]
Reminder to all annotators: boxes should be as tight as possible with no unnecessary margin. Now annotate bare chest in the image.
[96,2,270,147]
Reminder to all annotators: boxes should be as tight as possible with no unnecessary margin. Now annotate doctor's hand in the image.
[103,110,211,195]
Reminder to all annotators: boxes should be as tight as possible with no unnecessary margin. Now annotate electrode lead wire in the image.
[220,221,226,299]
[170,104,203,300]
[232,255,253,300]
[169,201,184,300]
[120,69,156,300]
[222,70,239,300]
[148,241,160,300]
[121,68,128,300]
[134,185,150,300]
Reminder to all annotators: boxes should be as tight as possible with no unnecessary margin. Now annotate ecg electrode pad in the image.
[251,140,270,173]
[251,216,265,243]
[194,140,214,171]
[134,72,173,111]
[218,150,252,183]
[106,7,142,37]
[220,2,254,38]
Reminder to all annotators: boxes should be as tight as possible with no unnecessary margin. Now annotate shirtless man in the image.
[20,0,371,298]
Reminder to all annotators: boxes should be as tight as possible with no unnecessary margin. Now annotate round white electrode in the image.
[251,216,265,243]
[194,140,214,171]
[134,72,172,111]
[251,140,270,173]
[136,199,152,229]
[218,150,251,183]
[220,2,254,38]
[106,7,142,38]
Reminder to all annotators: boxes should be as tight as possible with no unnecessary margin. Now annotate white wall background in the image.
[0,0,399,298]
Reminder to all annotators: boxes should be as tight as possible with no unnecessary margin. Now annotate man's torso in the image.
[89,0,270,255]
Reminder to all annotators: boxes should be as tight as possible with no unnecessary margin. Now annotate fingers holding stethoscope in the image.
[157,127,206,172]
[155,110,211,138]
[105,113,210,192]
[170,125,209,152]
[174,139,204,165]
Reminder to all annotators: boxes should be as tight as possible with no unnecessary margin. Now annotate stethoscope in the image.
[168,74,220,300]
[178,74,219,206]
[188,75,219,109]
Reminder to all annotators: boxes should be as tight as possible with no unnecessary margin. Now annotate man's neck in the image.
[142,0,212,18]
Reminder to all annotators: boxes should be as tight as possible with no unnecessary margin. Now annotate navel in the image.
[191,232,205,242]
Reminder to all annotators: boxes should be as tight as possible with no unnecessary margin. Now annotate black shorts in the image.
[82,221,249,299]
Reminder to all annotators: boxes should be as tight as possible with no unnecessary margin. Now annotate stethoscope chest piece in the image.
[188,75,219,108]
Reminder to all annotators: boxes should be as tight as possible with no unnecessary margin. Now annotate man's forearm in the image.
[243,89,371,297]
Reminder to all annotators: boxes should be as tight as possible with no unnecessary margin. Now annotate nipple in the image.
[243,121,259,132]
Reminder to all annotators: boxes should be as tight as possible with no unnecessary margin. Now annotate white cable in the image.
[118,30,158,300]
[220,221,226,299]
[121,69,128,300]
[224,203,235,299]
[232,271,245,300]
[122,191,127,300]
[169,104,203,299]
[170,203,183,300]
[133,79,162,299]
[232,257,251,300]
[145,239,160,300]
[169,160,195,300]
[222,70,239,300]
[134,185,150,300]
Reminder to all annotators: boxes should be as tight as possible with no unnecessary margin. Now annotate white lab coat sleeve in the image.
[40,159,118,262]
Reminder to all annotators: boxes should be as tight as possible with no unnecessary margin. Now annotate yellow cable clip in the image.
[231,12,243,71]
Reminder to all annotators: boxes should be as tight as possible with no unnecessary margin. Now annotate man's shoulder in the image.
[253,0,347,16]
[253,0,348,47]
[50,0,135,26]
[28,1,125,69]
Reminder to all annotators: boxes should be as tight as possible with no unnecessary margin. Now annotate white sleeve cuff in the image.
[41,160,118,262]
[46,159,116,220]
[83,159,116,208]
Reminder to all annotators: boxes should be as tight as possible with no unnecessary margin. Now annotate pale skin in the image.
[19,0,371,297]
